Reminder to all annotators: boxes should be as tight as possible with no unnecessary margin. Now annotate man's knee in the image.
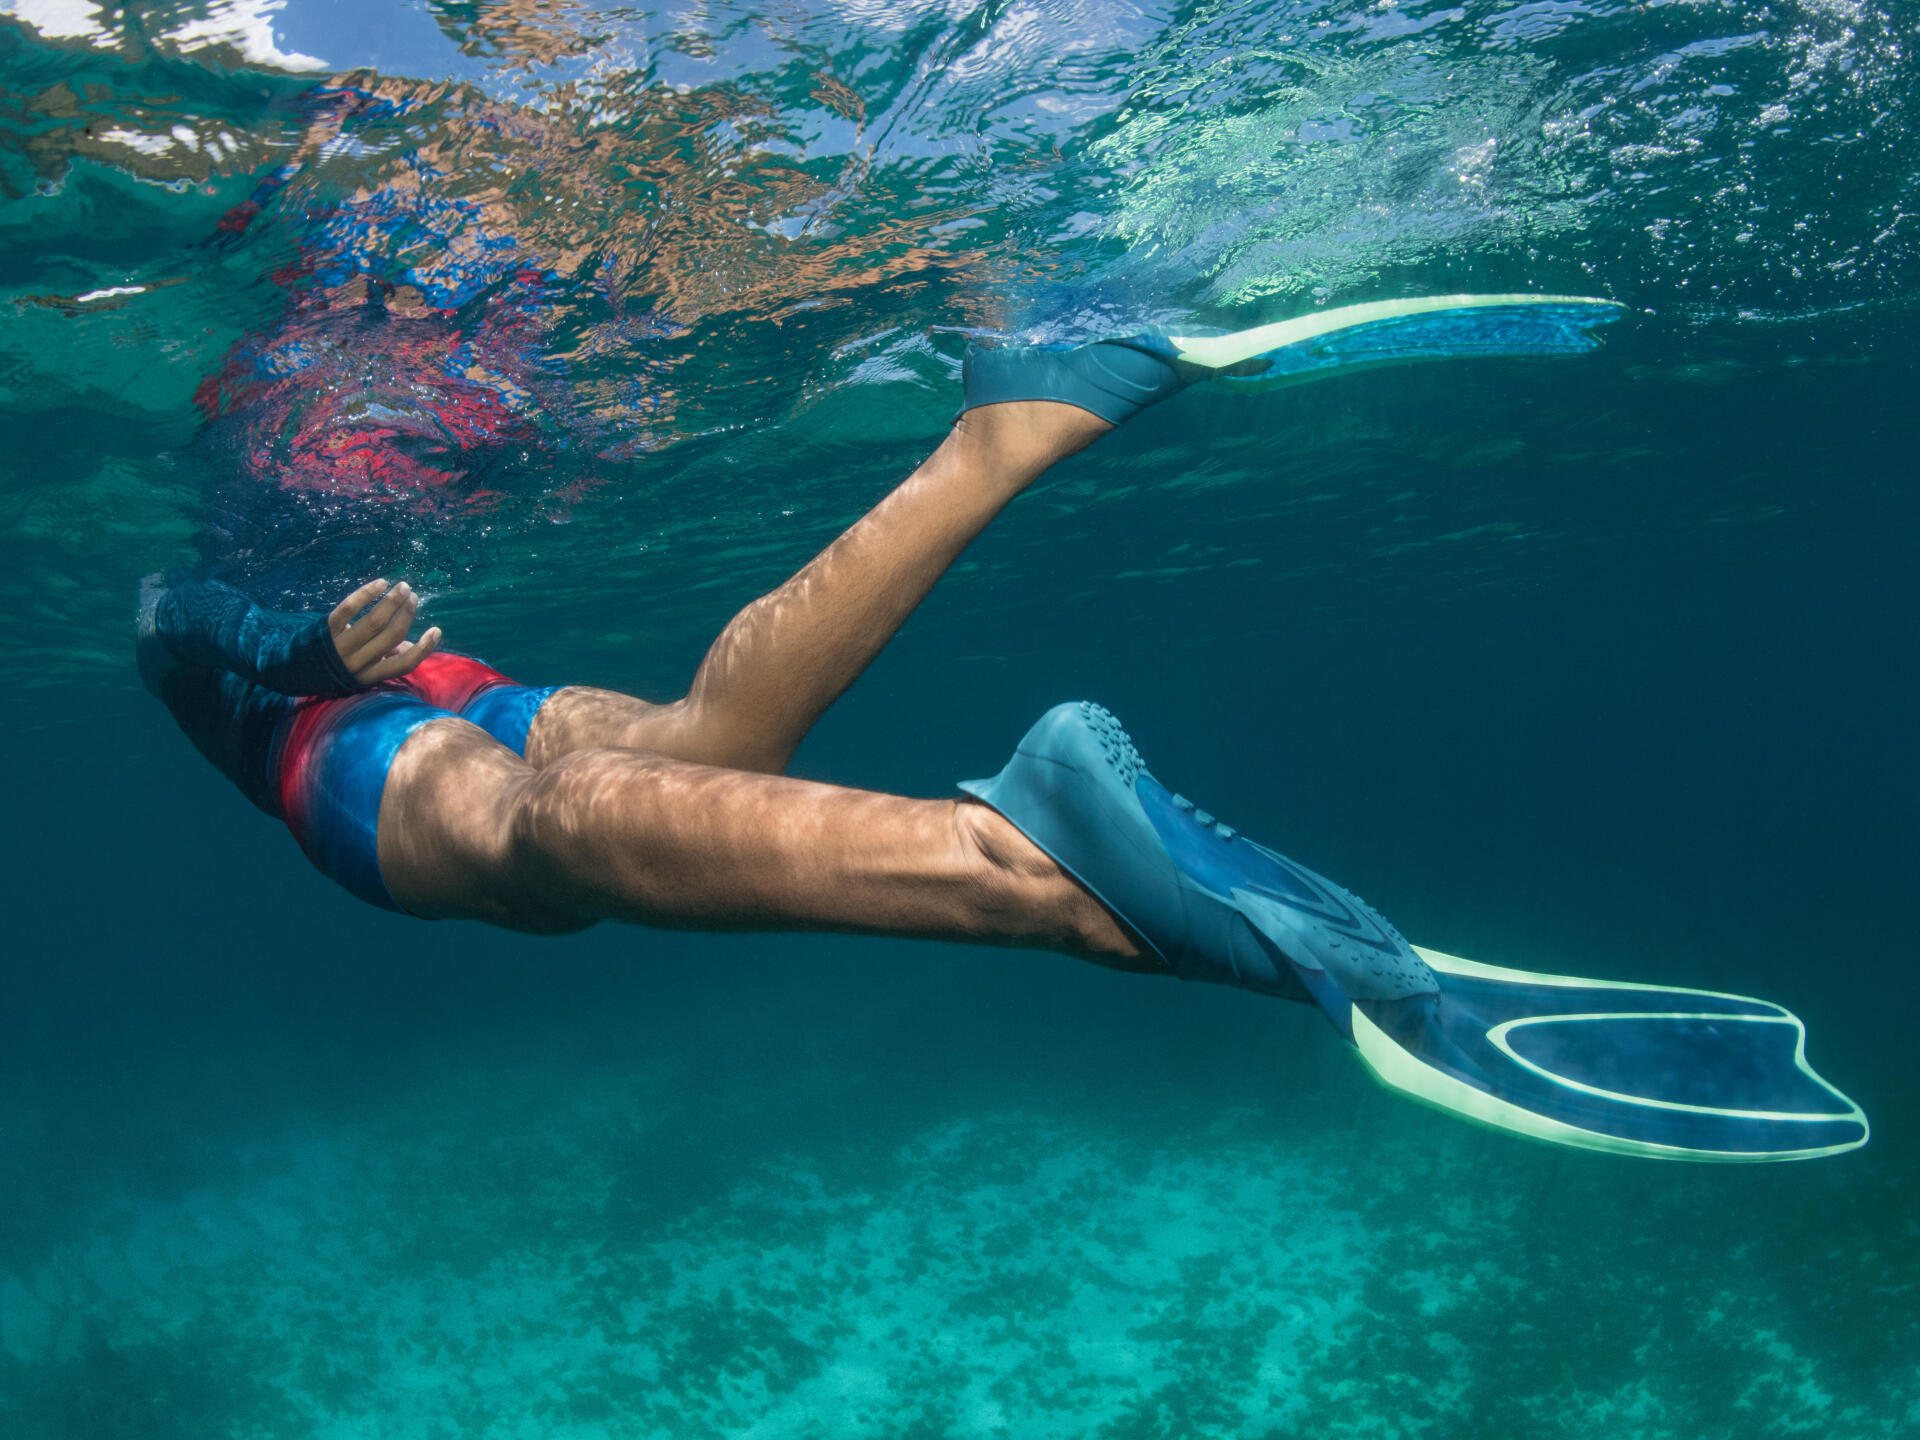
[499,748,668,930]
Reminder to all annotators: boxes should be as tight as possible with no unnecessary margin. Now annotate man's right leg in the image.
[378,716,1157,969]
[526,399,1111,775]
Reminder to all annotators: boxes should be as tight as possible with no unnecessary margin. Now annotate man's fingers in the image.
[339,584,416,670]
[347,596,418,673]
[328,579,390,637]
[330,580,442,683]
[359,627,442,684]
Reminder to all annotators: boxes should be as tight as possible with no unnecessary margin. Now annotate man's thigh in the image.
[377,715,577,929]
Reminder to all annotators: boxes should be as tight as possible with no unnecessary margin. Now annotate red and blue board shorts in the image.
[273,653,559,913]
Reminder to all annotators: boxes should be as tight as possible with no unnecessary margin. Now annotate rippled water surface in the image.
[2,1,1917,1436]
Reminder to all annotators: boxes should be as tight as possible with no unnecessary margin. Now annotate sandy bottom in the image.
[2,1039,1910,1440]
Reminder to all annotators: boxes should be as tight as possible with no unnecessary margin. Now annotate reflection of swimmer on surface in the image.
[185,82,677,594]
[141,296,1869,1163]
[140,64,954,599]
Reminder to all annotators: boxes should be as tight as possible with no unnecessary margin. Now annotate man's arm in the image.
[135,576,442,819]
[146,575,442,695]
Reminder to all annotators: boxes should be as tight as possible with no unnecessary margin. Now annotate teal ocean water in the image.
[3,0,1917,1435]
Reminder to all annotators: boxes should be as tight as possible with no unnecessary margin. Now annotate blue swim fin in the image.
[962,704,1868,1162]
[961,293,1625,424]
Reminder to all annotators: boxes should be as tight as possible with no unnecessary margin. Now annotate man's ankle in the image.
[953,798,1154,967]
[952,400,1113,476]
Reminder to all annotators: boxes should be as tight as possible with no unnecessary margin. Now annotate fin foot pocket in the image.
[960,341,1191,425]
[961,703,1435,1006]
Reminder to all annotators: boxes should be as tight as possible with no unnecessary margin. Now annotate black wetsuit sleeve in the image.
[154,577,362,698]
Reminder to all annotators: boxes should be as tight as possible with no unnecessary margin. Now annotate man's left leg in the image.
[525,399,1111,773]
[377,715,1153,971]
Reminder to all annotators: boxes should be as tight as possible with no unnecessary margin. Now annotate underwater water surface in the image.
[2,0,1918,1435]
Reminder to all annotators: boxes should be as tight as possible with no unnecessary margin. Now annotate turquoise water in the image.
[3,0,1917,1435]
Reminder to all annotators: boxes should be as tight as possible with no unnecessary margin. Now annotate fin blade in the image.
[1168,293,1624,374]
[1349,951,1869,1162]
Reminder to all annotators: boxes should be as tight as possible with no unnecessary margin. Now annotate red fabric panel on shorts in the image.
[386,651,517,712]
[276,692,348,831]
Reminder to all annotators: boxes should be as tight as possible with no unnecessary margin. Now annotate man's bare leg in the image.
[377,398,1149,968]
[379,719,1153,968]
[528,400,1111,772]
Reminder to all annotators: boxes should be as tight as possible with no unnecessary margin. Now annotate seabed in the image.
[0,1050,1888,1440]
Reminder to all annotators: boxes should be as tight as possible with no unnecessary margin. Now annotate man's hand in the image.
[329,579,443,684]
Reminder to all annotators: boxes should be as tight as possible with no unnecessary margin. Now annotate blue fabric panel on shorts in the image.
[461,684,561,756]
[296,692,449,913]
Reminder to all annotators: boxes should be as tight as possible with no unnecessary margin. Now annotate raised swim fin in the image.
[962,703,1867,1162]
[1162,292,1626,387]
[961,293,1625,423]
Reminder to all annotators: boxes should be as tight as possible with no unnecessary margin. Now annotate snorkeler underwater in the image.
[3,0,1917,1435]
